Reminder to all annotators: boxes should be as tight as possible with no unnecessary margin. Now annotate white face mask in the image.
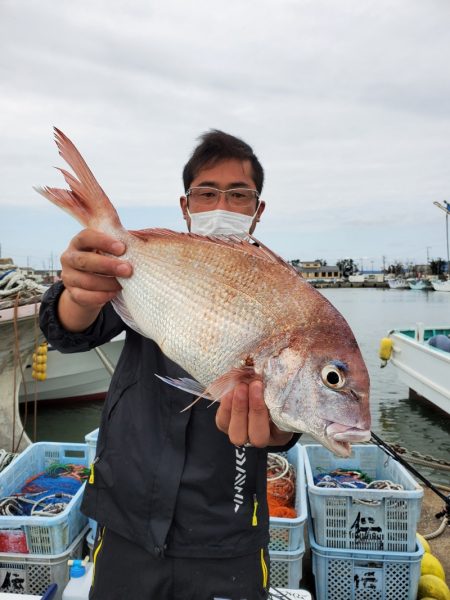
[187,208,259,238]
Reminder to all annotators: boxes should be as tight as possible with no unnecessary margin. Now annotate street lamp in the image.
[433,201,450,279]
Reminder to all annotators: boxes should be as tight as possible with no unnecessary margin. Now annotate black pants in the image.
[89,527,270,600]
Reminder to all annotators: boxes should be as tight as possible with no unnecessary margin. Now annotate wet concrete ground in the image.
[417,487,449,584]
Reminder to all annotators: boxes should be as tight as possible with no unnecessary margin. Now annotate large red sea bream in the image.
[36,128,371,457]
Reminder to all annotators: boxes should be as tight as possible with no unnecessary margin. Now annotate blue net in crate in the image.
[0,463,89,519]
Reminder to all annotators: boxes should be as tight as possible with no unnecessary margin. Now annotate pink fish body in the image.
[36,128,371,456]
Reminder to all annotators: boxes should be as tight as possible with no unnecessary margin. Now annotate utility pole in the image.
[426,246,431,264]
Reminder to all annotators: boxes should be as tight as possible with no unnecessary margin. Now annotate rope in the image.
[0,266,47,310]
[423,516,449,540]
[267,453,297,518]
[0,269,47,297]
[0,450,17,473]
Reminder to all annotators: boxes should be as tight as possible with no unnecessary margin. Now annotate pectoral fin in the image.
[155,366,258,412]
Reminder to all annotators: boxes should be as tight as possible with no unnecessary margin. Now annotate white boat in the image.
[431,280,450,292]
[387,278,409,289]
[0,302,41,451]
[386,323,450,415]
[407,278,433,290]
[0,263,50,450]
[19,332,125,403]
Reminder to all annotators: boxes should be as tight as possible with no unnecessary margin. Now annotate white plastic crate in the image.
[0,526,87,600]
[269,444,307,553]
[303,444,423,552]
[84,430,99,539]
[268,590,312,600]
[309,522,423,600]
[270,545,305,590]
[84,429,98,468]
[0,443,89,555]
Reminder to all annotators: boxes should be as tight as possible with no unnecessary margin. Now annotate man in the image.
[40,130,299,600]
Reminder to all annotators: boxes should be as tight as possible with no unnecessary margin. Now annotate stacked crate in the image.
[268,444,308,589]
[0,442,89,598]
[303,444,424,600]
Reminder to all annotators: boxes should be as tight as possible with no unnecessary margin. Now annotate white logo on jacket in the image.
[233,447,247,512]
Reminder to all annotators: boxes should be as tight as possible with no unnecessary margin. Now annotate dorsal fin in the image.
[127,228,300,275]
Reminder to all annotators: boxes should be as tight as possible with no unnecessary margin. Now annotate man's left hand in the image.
[215,380,293,448]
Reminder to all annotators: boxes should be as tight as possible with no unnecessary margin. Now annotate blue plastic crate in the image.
[270,544,305,589]
[309,521,423,600]
[269,444,307,552]
[0,443,89,555]
[303,444,423,552]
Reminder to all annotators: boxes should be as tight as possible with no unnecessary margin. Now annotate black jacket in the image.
[39,281,299,559]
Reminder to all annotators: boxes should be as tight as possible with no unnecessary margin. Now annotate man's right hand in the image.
[58,228,133,332]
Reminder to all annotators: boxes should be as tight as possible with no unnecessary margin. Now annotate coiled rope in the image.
[267,453,297,518]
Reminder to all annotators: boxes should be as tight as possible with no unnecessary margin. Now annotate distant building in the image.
[295,261,342,281]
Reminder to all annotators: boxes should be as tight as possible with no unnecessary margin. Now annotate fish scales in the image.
[120,235,295,385]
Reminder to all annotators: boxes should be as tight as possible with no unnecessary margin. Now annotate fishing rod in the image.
[371,430,450,516]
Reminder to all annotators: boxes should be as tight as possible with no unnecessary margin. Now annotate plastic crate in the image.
[84,430,99,539]
[268,591,312,600]
[309,522,423,600]
[0,526,87,600]
[303,444,423,552]
[84,429,99,468]
[269,444,307,552]
[0,443,89,555]
[270,545,305,590]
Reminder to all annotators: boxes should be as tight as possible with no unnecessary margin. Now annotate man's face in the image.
[180,159,265,234]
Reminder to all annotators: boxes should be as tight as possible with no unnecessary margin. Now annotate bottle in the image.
[62,557,93,600]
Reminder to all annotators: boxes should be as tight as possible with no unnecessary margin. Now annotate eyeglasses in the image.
[186,187,260,209]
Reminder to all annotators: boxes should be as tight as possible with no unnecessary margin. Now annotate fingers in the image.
[59,229,133,309]
[247,380,271,446]
[215,380,271,448]
[62,229,132,279]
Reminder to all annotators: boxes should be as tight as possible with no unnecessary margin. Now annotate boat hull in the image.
[431,280,450,292]
[388,326,450,415]
[407,279,432,290]
[387,279,409,289]
[19,333,125,403]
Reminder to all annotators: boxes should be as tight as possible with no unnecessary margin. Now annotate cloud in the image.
[1,0,450,267]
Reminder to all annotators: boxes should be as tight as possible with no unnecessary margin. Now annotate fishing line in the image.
[370,431,450,515]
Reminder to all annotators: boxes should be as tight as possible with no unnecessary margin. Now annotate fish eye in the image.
[321,365,345,389]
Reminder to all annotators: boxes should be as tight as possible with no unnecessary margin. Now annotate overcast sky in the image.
[1,0,450,271]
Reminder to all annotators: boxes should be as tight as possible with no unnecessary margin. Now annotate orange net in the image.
[267,453,297,519]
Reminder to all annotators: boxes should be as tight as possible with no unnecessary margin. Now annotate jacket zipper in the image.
[89,456,100,485]
[252,494,258,526]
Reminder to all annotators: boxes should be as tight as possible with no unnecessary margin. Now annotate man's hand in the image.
[58,228,133,332]
[215,380,293,448]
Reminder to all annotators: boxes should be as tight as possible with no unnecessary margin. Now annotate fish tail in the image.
[34,127,122,230]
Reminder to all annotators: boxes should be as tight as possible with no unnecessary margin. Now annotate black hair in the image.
[183,129,264,193]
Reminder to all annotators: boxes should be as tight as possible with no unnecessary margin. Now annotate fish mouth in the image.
[325,422,371,457]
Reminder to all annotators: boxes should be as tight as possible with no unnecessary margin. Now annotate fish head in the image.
[261,332,371,457]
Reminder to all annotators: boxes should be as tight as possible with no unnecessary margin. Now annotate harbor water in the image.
[23,288,450,484]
